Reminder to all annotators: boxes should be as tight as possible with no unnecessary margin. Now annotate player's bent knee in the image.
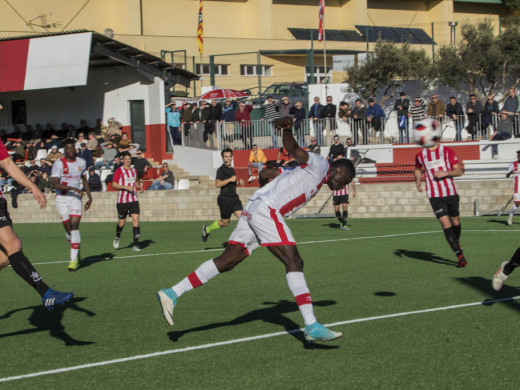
[214,244,247,272]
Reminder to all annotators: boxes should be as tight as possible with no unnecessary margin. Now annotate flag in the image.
[197,0,203,54]
[318,0,324,42]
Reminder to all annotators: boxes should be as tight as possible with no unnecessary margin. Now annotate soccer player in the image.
[414,131,467,267]
[492,248,520,290]
[158,117,355,342]
[333,182,356,230]
[112,152,142,251]
[201,148,245,242]
[51,139,92,271]
[505,150,520,226]
[0,103,73,308]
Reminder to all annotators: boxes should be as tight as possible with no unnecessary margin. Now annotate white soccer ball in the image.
[412,118,441,147]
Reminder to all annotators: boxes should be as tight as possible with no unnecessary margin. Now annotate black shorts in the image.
[0,198,12,229]
[217,195,243,220]
[333,194,349,206]
[117,201,140,219]
[429,195,460,219]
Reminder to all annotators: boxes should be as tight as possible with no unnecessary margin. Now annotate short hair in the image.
[339,101,347,106]
[470,94,476,98]
[120,151,132,159]
[252,144,258,147]
[355,99,361,103]
[331,159,356,181]
[314,96,320,100]
[450,96,456,100]
[63,138,76,148]
[221,147,233,157]
[267,96,274,100]
[327,96,332,99]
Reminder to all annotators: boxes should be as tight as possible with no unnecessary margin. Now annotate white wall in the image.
[166,146,220,179]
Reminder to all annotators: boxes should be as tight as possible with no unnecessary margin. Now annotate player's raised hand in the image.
[32,188,47,209]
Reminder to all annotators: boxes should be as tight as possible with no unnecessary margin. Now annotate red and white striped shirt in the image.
[0,141,10,199]
[415,145,460,199]
[113,166,139,204]
[333,184,350,197]
[507,161,520,194]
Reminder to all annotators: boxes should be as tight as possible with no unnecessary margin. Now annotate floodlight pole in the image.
[449,21,458,46]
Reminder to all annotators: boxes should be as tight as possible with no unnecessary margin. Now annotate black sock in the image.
[335,211,342,223]
[443,227,462,256]
[116,225,123,238]
[453,224,461,241]
[342,211,349,224]
[8,251,49,297]
[505,247,520,275]
[133,226,140,246]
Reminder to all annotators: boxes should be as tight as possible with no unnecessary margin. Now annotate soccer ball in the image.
[412,118,441,147]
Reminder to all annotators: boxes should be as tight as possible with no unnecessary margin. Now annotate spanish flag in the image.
[197,0,203,54]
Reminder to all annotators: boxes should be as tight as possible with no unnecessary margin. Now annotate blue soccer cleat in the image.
[304,322,342,342]
[42,288,74,310]
[157,288,178,326]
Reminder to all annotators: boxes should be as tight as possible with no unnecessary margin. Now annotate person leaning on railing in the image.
[427,94,445,122]
[466,94,482,140]
[289,101,306,147]
[446,97,465,141]
[490,111,514,159]
[482,95,500,135]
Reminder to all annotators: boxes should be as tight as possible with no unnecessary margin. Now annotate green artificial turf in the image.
[0,217,519,389]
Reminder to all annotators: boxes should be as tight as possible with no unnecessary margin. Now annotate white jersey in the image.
[51,157,87,199]
[507,161,520,195]
[250,152,329,217]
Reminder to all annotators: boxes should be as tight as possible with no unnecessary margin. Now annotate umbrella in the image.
[197,88,249,101]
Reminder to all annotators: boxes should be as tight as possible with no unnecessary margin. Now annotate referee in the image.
[202,148,245,242]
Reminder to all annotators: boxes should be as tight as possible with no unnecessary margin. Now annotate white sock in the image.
[510,205,517,218]
[70,230,80,262]
[65,232,71,242]
[172,259,220,298]
[286,272,317,326]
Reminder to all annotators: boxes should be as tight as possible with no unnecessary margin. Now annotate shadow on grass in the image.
[167,299,340,349]
[0,297,96,346]
[394,249,458,267]
[487,219,510,226]
[124,239,155,250]
[454,276,520,310]
[374,291,397,297]
[77,252,115,270]
[322,223,341,229]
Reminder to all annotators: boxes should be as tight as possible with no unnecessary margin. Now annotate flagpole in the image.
[323,3,327,93]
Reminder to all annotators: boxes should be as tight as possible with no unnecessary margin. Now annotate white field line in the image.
[27,229,519,267]
[1,295,519,383]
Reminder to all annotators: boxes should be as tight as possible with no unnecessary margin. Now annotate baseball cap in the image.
[51,145,58,150]
[368,98,375,103]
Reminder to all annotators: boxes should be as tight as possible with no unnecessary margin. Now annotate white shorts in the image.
[515,193,520,203]
[55,195,82,222]
[228,199,296,256]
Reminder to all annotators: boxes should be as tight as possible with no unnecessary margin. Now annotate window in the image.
[195,63,229,76]
[240,65,273,76]
[305,65,332,83]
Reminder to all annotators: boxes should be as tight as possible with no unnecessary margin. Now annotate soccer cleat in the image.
[132,245,141,252]
[67,260,79,271]
[457,255,467,268]
[492,261,509,291]
[42,288,74,310]
[202,225,209,242]
[304,322,342,342]
[157,288,178,326]
[248,175,257,183]
[113,237,120,249]
[508,215,513,226]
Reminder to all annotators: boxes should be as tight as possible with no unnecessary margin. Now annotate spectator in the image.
[263,96,280,148]
[276,146,296,167]
[112,155,123,171]
[86,131,99,151]
[46,145,64,162]
[308,96,325,146]
[78,119,90,134]
[118,132,132,151]
[308,137,321,155]
[127,143,140,156]
[327,135,345,164]
[502,87,520,135]
[338,101,351,123]
[27,159,41,176]
[394,91,410,143]
[42,123,54,140]
[466,94,483,139]
[247,144,267,182]
[366,98,386,137]
[482,95,500,136]
[37,171,53,193]
[165,100,182,147]
[351,99,367,144]
[95,141,118,170]
[346,137,361,164]
[75,132,86,150]
[323,96,337,144]
[276,96,292,118]
[490,111,513,158]
[9,140,25,160]
[66,124,77,139]
[409,97,427,124]
[446,96,465,141]
[427,94,446,120]
[106,117,122,142]
[234,101,253,149]
[132,150,152,179]
[205,99,222,149]
[94,118,105,136]
[149,162,175,190]
[87,167,102,192]
[39,159,52,176]
[289,101,306,146]
[181,102,194,137]
[77,142,94,168]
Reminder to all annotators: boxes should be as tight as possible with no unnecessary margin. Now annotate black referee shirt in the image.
[216,164,237,196]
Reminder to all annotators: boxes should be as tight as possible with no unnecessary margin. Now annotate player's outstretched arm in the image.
[0,157,46,208]
[274,116,309,165]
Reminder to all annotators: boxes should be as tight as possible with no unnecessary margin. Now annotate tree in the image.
[344,40,431,105]
[433,20,520,101]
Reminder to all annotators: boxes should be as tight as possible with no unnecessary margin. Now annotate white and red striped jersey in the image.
[251,152,329,217]
[507,161,520,194]
[51,157,87,199]
[415,145,460,199]
[0,141,10,199]
[333,184,350,197]
[113,166,139,204]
